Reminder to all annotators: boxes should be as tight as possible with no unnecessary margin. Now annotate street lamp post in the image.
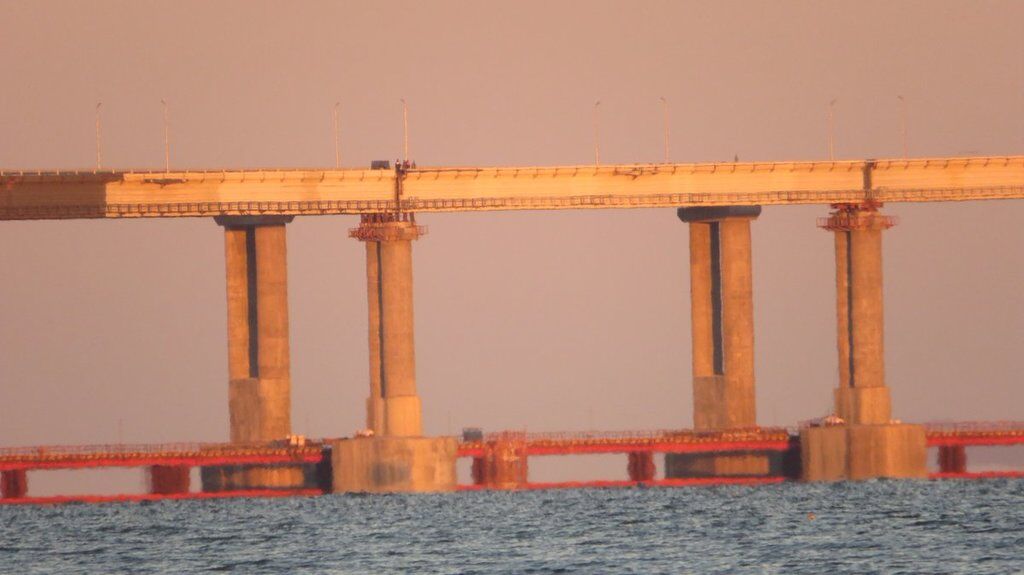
[160,98,170,172]
[897,95,908,159]
[401,98,409,164]
[827,98,837,161]
[660,96,669,163]
[333,102,341,168]
[94,102,103,170]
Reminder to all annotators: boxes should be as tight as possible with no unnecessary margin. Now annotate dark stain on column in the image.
[845,230,855,387]
[245,226,259,379]
[709,221,724,376]
[376,241,387,397]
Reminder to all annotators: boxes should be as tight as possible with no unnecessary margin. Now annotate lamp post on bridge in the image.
[660,96,670,164]
[827,98,837,161]
[160,98,170,172]
[897,95,908,159]
[333,101,341,169]
[401,97,409,164]
[94,102,103,171]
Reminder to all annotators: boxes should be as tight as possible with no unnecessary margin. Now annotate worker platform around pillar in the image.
[329,436,457,493]
[800,423,926,481]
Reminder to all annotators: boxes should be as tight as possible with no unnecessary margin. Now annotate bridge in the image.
[2,154,1023,496]
[2,422,1022,504]
[2,156,1022,219]
[0,441,324,471]
[0,441,325,504]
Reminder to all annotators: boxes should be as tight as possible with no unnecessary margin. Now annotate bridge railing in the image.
[0,441,323,461]
[468,427,793,445]
[923,421,1024,434]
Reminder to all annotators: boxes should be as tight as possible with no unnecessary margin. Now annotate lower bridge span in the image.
[2,422,1023,503]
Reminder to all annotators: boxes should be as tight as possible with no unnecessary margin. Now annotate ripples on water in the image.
[2,480,1023,574]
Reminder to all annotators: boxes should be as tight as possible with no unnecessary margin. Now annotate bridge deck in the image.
[457,428,793,457]
[457,423,1024,457]
[2,422,1021,471]
[2,156,1022,220]
[0,442,324,471]
[0,489,325,506]
[1,424,1021,504]
[924,422,1024,447]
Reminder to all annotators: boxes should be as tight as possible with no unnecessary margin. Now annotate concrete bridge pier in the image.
[203,216,305,491]
[666,206,772,478]
[329,214,456,493]
[938,445,967,474]
[470,433,529,489]
[148,465,190,495]
[627,452,656,483]
[1,470,27,499]
[801,203,926,481]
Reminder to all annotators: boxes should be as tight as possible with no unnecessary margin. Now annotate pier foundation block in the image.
[200,464,315,492]
[800,423,927,481]
[664,452,772,477]
[329,436,457,493]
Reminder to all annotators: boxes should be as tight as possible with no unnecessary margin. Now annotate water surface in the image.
[2,480,1022,574]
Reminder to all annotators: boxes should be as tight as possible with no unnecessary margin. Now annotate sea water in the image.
[1,480,1022,574]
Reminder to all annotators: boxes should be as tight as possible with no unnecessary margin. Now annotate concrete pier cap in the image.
[214,215,295,227]
[677,205,762,222]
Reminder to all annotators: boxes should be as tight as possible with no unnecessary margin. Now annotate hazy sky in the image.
[1,1,1022,490]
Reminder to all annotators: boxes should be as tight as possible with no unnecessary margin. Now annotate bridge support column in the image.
[1,470,27,499]
[357,215,426,437]
[938,445,967,474]
[148,465,190,495]
[469,433,529,489]
[801,203,926,481]
[330,214,456,493]
[627,452,655,483]
[471,457,486,485]
[205,216,304,491]
[666,206,771,478]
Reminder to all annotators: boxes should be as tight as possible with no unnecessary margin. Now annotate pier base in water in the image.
[801,423,927,481]
[664,453,774,478]
[329,436,457,493]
